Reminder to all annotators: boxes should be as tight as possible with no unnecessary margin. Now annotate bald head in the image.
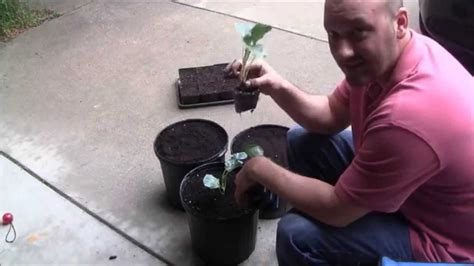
[326,0,403,18]
[324,0,410,86]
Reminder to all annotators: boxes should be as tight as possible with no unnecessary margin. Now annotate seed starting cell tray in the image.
[177,63,241,109]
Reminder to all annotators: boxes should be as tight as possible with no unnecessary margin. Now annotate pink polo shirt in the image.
[333,31,474,262]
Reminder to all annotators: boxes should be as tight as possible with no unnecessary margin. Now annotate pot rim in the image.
[179,161,257,221]
[230,124,289,154]
[233,88,260,95]
[154,119,228,165]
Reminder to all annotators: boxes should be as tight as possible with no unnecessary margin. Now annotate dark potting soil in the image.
[232,126,289,168]
[156,121,227,163]
[181,165,254,219]
[234,83,260,113]
[178,63,240,105]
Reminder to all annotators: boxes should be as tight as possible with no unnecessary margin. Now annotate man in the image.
[225,0,474,264]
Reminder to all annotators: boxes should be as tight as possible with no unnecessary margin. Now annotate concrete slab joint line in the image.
[68,0,94,15]
[170,0,329,44]
[0,151,172,265]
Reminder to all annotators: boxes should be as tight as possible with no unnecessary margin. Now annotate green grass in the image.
[0,0,55,41]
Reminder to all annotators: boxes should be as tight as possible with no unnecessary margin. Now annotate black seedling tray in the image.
[177,63,240,109]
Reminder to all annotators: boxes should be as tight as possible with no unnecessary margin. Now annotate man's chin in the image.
[345,74,371,87]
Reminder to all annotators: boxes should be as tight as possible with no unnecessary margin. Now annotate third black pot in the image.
[231,124,290,219]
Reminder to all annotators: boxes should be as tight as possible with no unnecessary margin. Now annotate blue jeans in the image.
[276,126,414,265]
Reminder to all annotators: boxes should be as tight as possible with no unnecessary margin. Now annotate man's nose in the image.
[335,39,355,60]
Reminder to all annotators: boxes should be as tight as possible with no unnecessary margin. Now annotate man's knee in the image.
[287,125,308,151]
[277,212,322,249]
[286,125,332,154]
[276,212,297,253]
[286,126,331,175]
[276,213,302,265]
[276,212,326,264]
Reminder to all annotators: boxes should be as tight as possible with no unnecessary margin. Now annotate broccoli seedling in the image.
[234,23,272,84]
[203,144,264,193]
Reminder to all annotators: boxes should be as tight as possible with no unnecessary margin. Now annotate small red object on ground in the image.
[2,213,13,225]
[2,212,16,243]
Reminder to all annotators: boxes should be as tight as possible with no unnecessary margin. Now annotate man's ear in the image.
[395,7,409,39]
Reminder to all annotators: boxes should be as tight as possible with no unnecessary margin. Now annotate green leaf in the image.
[243,35,253,47]
[248,23,272,45]
[232,152,248,161]
[203,174,220,189]
[236,23,272,47]
[235,22,254,46]
[244,144,264,157]
[225,157,244,172]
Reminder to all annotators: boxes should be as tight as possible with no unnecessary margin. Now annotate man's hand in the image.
[224,60,289,96]
[234,156,267,206]
[234,154,369,227]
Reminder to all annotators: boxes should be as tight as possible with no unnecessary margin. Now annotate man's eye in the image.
[351,29,368,40]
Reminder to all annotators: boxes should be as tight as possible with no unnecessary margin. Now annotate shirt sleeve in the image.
[335,125,440,213]
[331,79,350,107]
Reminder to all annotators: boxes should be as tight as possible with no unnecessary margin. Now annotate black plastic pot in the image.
[231,125,290,219]
[180,162,258,265]
[154,119,228,209]
[234,83,260,113]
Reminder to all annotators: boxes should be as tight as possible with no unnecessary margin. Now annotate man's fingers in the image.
[235,189,248,207]
[246,76,267,89]
[224,59,242,77]
[224,59,236,72]
[234,171,249,207]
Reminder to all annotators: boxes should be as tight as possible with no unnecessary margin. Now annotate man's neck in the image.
[376,30,413,86]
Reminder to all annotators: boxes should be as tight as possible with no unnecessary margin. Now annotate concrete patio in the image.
[0,0,419,264]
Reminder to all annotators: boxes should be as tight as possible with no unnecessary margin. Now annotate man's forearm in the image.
[270,81,347,134]
[247,157,352,227]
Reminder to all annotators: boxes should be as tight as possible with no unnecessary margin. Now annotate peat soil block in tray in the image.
[178,63,240,107]
[154,119,228,209]
[180,162,258,265]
